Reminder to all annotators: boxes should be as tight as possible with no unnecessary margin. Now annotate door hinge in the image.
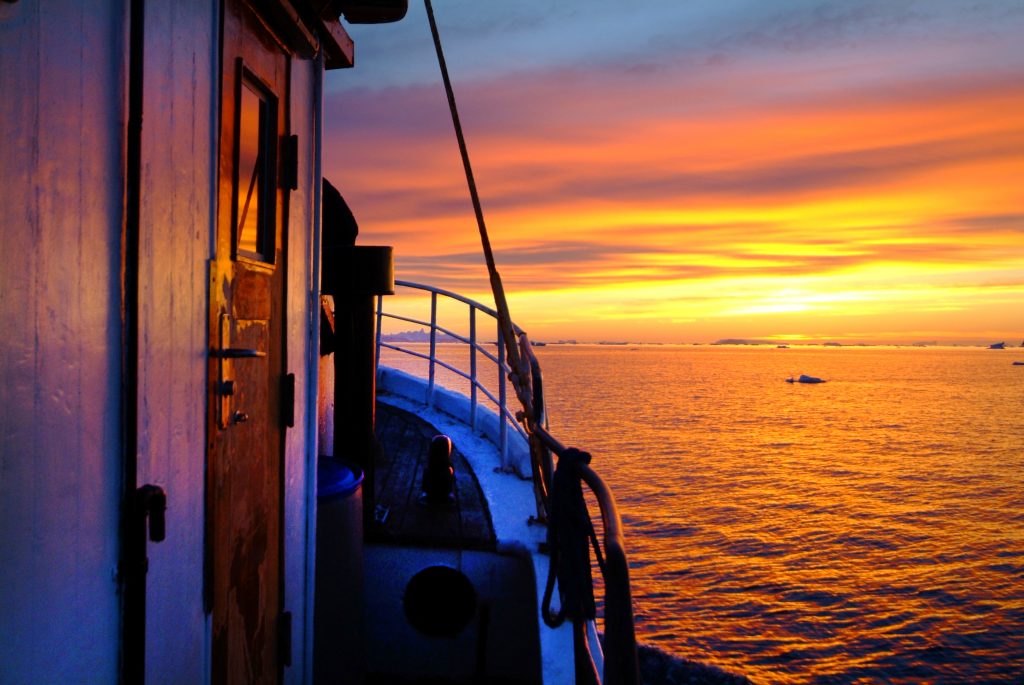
[279,610,293,667]
[281,372,295,428]
[281,134,298,191]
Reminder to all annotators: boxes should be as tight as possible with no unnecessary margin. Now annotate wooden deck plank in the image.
[376,412,424,533]
[371,402,495,549]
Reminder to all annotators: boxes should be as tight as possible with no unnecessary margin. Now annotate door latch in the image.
[135,484,167,543]
[213,348,267,358]
[215,311,266,428]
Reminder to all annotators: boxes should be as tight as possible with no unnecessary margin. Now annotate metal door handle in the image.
[213,348,266,358]
[136,484,167,543]
[214,311,265,429]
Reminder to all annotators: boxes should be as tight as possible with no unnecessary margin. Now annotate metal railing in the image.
[375,280,638,685]
[375,280,526,468]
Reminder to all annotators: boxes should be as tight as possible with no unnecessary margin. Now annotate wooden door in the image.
[208,2,289,683]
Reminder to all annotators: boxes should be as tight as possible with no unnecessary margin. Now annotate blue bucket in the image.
[317,457,364,499]
[315,456,365,683]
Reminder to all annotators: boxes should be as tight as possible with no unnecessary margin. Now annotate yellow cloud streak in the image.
[339,72,1023,343]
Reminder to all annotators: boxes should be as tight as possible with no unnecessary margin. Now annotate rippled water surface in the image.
[382,344,1024,683]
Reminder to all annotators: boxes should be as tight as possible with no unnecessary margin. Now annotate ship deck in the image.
[370,401,496,549]
[366,370,575,685]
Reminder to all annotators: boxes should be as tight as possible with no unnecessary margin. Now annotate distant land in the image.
[381,330,1019,349]
[708,338,1022,347]
[709,338,851,346]
[713,339,779,346]
[381,329,582,346]
[381,328,460,343]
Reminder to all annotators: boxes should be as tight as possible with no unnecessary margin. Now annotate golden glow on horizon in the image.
[332,45,1024,344]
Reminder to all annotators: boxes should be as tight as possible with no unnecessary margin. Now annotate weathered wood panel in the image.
[282,56,320,685]
[0,2,124,682]
[0,3,324,682]
[135,3,217,683]
[137,5,321,684]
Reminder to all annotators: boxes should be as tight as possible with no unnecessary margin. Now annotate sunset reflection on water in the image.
[381,344,1024,683]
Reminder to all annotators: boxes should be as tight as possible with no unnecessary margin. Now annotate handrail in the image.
[578,463,638,685]
[376,280,638,685]
[535,425,638,685]
[377,339,515,437]
[376,281,527,469]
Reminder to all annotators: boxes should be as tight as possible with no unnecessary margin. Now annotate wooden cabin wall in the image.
[1,2,322,682]
[284,57,322,685]
[134,3,217,683]
[0,2,125,682]
[134,6,322,684]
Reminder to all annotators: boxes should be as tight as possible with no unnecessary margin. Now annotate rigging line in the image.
[423,0,526,393]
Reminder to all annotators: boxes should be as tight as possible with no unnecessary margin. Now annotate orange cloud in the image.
[325,45,1023,344]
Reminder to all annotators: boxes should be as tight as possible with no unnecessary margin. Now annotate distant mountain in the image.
[381,328,460,343]
[712,338,777,346]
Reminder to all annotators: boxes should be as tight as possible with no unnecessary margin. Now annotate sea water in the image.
[379,344,1024,683]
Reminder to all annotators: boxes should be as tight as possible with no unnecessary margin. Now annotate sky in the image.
[323,0,1024,344]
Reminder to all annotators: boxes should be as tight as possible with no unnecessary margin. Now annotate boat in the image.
[1013,361,1024,366]
[363,281,638,684]
[989,342,1006,349]
[786,374,827,384]
[1,2,639,684]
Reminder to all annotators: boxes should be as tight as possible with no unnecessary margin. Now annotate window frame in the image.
[231,61,278,266]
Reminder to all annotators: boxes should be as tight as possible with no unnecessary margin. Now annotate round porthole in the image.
[403,565,477,637]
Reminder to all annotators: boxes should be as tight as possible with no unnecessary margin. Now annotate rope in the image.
[423,13,631,679]
[423,0,526,395]
[424,1,554,523]
[542,448,599,628]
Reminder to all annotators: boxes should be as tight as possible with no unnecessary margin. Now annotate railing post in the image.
[428,290,438,406]
[375,293,384,378]
[497,319,507,468]
[469,305,477,432]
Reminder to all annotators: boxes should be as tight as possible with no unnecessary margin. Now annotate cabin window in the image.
[235,72,277,263]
